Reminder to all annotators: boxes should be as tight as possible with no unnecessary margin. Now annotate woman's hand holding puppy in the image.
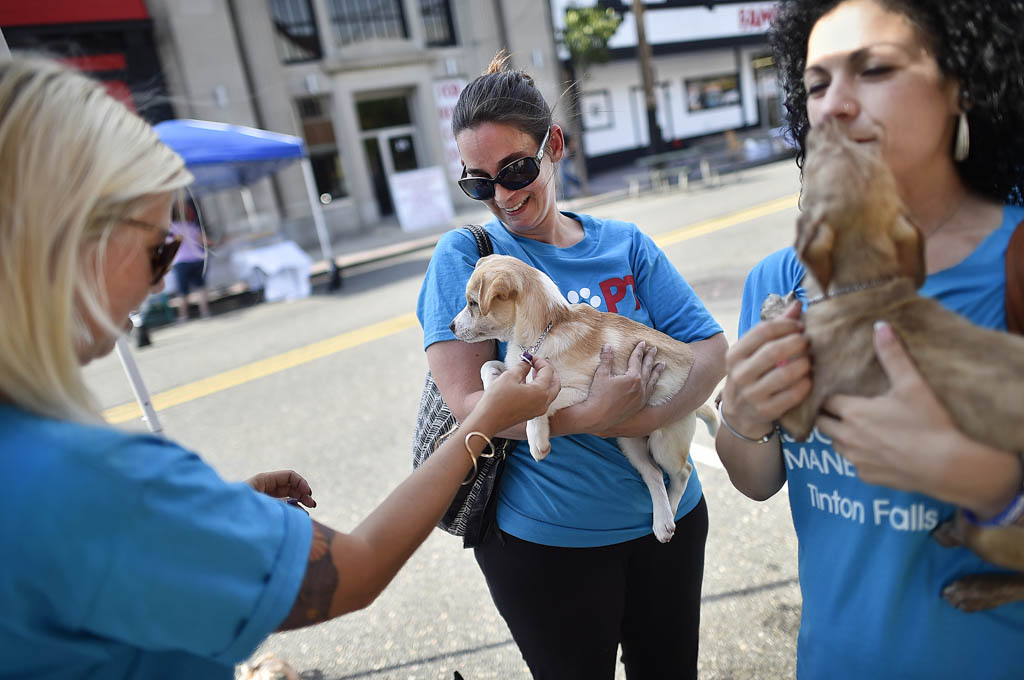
[817,322,1023,520]
[722,302,811,437]
[716,302,811,500]
[557,341,664,438]
[475,356,562,435]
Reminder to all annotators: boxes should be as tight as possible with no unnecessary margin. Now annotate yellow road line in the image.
[104,193,799,424]
[104,313,419,424]
[653,193,798,248]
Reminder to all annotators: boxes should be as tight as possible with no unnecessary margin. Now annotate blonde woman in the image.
[0,58,559,679]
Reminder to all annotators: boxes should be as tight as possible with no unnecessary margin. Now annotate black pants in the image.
[474,497,708,680]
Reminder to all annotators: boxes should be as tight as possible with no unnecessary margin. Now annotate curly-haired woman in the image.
[715,1,1024,677]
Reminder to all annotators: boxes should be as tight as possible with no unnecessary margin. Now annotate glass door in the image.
[356,93,420,216]
[388,133,418,172]
[363,137,392,216]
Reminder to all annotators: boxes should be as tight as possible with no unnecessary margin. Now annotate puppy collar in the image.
[518,322,553,362]
[806,277,903,307]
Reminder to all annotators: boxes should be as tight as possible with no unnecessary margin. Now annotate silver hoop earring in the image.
[954,112,970,162]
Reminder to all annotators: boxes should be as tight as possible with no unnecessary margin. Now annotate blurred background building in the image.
[552,0,781,172]
[1,0,781,252]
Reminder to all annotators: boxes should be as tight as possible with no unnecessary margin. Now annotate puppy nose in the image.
[449,321,456,333]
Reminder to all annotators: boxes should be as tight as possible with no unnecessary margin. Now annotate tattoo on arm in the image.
[278,520,339,631]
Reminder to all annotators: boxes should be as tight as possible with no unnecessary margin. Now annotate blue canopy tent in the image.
[153,119,337,286]
[115,120,339,434]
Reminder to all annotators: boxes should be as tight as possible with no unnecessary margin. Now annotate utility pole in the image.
[632,0,664,155]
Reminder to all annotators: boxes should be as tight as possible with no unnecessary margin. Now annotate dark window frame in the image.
[268,0,323,64]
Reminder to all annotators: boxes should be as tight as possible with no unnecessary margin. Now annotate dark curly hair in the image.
[771,0,1024,205]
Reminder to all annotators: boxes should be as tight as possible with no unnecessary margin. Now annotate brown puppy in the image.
[761,117,1024,611]
[451,254,716,543]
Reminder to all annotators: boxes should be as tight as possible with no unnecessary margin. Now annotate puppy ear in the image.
[892,214,925,287]
[479,271,514,315]
[796,212,836,292]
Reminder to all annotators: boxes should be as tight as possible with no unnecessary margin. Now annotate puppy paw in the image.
[480,360,506,389]
[941,574,1017,612]
[529,441,551,461]
[653,518,676,543]
[760,291,797,321]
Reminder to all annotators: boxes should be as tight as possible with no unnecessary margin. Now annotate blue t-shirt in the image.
[417,212,722,547]
[0,406,312,679]
[739,204,1024,679]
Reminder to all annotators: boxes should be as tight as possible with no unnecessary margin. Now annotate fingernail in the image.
[520,352,533,363]
[776,357,789,368]
[603,344,612,352]
[874,320,893,342]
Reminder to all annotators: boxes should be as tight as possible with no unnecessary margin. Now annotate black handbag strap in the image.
[465,224,494,258]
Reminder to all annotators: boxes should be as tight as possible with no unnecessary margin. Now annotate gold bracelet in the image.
[461,431,494,486]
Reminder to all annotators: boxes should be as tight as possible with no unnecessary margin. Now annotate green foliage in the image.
[561,5,623,71]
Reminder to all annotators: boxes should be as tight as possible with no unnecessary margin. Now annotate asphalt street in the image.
[84,159,804,679]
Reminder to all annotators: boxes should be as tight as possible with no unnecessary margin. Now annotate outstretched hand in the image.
[816,320,957,493]
[247,470,317,509]
[477,356,561,433]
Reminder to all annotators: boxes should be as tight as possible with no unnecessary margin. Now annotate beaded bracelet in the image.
[716,399,778,444]
[461,431,495,485]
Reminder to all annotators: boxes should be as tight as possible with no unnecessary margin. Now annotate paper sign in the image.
[434,79,467,183]
[388,166,455,232]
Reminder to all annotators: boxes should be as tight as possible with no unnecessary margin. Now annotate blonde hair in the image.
[0,58,193,423]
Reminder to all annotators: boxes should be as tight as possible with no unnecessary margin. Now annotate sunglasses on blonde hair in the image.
[458,127,551,201]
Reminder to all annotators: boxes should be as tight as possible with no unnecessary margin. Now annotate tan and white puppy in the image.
[451,254,717,542]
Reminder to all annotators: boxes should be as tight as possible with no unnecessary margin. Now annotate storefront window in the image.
[685,73,741,112]
[268,0,322,63]
[327,0,408,46]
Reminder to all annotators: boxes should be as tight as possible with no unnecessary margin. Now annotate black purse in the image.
[412,224,514,548]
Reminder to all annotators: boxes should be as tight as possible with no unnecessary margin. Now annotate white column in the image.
[301,158,335,265]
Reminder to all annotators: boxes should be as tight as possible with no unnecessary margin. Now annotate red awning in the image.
[0,0,148,27]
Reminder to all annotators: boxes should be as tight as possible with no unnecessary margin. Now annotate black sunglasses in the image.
[458,127,551,201]
[122,217,184,285]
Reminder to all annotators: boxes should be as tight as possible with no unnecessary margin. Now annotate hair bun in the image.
[484,50,536,87]
[485,50,512,75]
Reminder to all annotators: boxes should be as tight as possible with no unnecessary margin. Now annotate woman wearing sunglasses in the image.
[417,53,727,679]
[0,58,561,678]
